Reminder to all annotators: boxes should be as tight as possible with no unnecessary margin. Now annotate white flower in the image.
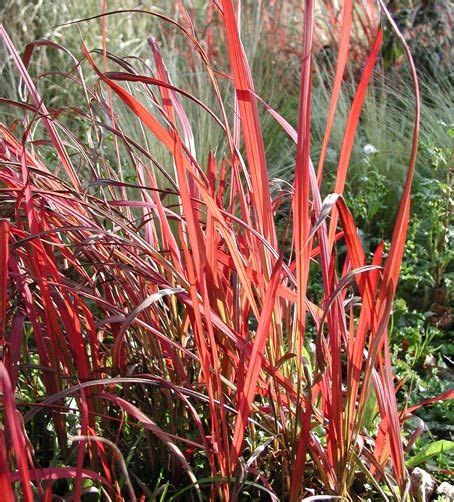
[363,143,378,155]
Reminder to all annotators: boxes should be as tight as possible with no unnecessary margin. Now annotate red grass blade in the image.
[0,220,9,358]
[328,29,383,247]
[290,1,316,497]
[220,0,276,248]
[0,26,82,191]
[316,0,353,183]
[0,363,33,501]
[401,389,454,418]
[363,0,421,488]
[230,259,282,471]
[99,392,201,494]
[0,426,15,501]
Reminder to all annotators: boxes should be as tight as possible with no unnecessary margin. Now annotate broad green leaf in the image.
[407,440,454,468]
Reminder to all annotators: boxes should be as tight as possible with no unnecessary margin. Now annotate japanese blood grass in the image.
[1,2,452,501]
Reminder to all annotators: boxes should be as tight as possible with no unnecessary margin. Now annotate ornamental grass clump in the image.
[0,2,451,500]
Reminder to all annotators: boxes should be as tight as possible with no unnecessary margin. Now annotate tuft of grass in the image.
[0,1,452,500]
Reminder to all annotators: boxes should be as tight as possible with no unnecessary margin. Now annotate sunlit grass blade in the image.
[220,0,276,249]
[328,29,383,247]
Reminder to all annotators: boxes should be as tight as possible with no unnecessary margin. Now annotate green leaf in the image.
[406,440,454,468]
